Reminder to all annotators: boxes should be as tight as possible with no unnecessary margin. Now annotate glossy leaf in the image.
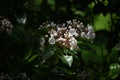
[59,55,73,67]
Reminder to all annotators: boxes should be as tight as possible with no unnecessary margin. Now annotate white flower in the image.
[68,32,73,37]
[70,39,77,46]
[48,36,56,44]
[56,37,66,42]
[64,32,68,38]
[69,28,76,34]
[80,22,84,28]
[66,20,72,24]
[86,31,95,39]
[68,28,78,37]
[40,38,45,51]
[69,37,75,41]
[87,24,93,31]
[68,26,72,29]
[50,22,56,27]
[74,32,78,37]
[45,35,48,38]
[77,24,81,28]
[69,37,78,50]
[40,37,45,45]
[57,27,67,32]
[53,31,57,37]
[81,32,86,38]
[50,29,58,37]
[47,24,50,27]
[40,19,95,50]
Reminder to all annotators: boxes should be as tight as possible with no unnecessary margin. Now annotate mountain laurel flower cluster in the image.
[39,19,95,50]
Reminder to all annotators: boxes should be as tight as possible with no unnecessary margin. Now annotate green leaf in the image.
[42,47,56,60]
[23,49,32,61]
[78,43,96,54]
[34,0,43,6]
[57,66,73,76]
[24,50,32,60]
[47,0,55,10]
[74,10,85,17]
[71,7,85,17]
[94,13,111,31]
[28,54,38,62]
[47,0,55,5]
[59,55,73,67]
[109,63,120,79]
[88,2,95,10]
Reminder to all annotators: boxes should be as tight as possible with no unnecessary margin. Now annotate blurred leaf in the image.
[88,2,95,10]
[57,66,73,76]
[47,0,55,10]
[99,77,106,80]
[103,0,109,6]
[109,63,120,79]
[71,7,85,17]
[15,14,27,24]
[78,42,97,54]
[23,48,38,63]
[42,47,56,60]
[63,48,78,60]
[93,2,105,14]
[34,0,43,6]
[24,49,32,60]
[47,0,55,5]
[28,54,38,62]
[69,50,79,59]
[74,10,85,17]
[59,55,73,67]
[94,13,111,31]
[112,43,120,51]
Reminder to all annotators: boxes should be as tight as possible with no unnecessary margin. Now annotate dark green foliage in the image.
[0,0,120,80]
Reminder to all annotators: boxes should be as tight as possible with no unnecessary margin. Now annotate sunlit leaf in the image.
[94,13,111,31]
